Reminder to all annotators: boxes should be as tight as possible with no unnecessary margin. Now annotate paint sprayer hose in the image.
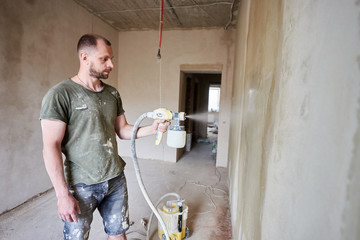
[130,112,181,240]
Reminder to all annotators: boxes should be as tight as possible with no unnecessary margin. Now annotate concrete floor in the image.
[0,137,231,240]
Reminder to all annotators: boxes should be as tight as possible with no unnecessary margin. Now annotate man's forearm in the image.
[136,124,158,138]
[116,115,168,140]
[43,146,69,197]
[117,124,156,140]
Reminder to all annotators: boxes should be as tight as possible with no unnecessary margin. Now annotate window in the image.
[208,86,220,112]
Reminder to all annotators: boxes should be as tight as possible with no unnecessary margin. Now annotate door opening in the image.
[178,72,221,161]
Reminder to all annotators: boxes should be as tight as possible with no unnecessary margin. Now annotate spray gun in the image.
[147,108,186,148]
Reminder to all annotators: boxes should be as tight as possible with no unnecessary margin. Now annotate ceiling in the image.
[73,0,239,31]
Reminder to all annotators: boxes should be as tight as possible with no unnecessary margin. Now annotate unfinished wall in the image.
[116,29,235,166]
[228,0,360,239]
[0,0,119,213]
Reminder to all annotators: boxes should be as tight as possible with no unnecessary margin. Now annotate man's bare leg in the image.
[108,233,127,240]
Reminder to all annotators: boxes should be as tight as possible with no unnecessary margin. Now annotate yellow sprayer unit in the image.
[157,200,189,240]
[130,108,190,240]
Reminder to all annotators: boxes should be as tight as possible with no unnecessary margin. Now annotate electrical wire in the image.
[178,168,228,220]
[158,0,164,114]
[158,41,163,108]
[157,0,164,60]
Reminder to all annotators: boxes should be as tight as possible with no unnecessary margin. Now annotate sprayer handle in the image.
[155,123,165,145]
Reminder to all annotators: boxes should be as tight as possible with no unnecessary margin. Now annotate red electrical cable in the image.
[157,0,164,59]
[159,0,164,49]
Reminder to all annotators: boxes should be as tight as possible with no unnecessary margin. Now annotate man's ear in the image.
[79,52,88,61]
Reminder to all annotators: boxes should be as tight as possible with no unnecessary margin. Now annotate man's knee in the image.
[108,232,126,240]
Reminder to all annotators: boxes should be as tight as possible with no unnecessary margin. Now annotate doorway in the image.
[178,72,222,161]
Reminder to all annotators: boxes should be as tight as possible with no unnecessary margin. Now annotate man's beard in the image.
[89,63,111,79]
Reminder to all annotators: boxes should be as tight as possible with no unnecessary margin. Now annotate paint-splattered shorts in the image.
[63,171,129,240]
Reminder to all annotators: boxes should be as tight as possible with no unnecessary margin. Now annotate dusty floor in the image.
[0,138,231,240]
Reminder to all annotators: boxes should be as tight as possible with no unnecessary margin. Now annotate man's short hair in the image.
[77,34,111,53]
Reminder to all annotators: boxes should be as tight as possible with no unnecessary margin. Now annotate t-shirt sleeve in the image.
[40,89,69,123]
[115,91,125,116]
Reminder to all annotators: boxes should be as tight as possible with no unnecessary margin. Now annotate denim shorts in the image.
[63,171,129,240]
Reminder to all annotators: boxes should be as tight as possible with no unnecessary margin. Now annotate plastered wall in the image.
[0,0,119,213]
[228,0,360,239]
[116,29,235,166]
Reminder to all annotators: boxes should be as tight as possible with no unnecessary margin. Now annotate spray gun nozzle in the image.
[172,112,186,121]
[179,112,186,121]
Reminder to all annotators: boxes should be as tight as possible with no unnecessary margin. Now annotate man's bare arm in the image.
[115,114,169,140]
[41,119,81,222]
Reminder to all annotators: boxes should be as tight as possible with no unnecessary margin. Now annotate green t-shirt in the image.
[40,78,126,186]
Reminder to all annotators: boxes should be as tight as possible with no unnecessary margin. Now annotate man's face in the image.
[88,40,114,79]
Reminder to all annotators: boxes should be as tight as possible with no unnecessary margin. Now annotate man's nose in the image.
[107,59,114,69]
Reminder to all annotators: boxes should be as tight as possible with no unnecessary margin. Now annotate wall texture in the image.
[0,0,119,213]
[228,0,360,239]
[228,0,282,239]
[116,29,235,166]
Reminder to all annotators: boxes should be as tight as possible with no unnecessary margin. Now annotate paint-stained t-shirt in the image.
[40,78,126,186]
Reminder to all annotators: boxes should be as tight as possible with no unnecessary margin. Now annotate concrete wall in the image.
[228,0,360,239]
[0,0,119,213]
[116,29,235,166]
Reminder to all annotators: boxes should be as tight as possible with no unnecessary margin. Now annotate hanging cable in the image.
[157,0,164,60]
[157,0,164,107]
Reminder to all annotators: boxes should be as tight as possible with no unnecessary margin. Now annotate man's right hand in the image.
[57,193,81,223]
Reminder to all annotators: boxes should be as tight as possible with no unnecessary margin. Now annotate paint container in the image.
[167,126,186,148]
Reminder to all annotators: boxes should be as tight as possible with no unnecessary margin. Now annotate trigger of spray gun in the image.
[151,108,172,145]
[155,120,170,145]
